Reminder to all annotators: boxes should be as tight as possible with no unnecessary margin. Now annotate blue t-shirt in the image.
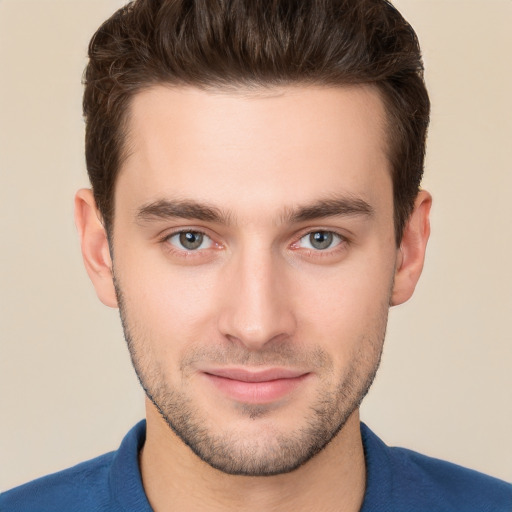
[2,421,511,511]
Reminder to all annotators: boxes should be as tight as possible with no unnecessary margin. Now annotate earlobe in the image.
[391,190,432,306]
[74,189,118,308]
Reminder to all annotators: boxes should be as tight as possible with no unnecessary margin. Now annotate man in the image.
[1,0,511,510]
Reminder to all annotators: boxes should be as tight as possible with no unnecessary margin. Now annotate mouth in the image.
[201,367,311,404]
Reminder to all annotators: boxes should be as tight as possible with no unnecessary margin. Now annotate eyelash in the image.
[159,228,350,259]
[160,229,219,259]
[290,230,351,262]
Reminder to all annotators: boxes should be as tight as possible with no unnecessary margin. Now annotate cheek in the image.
[116,256,220,352]
[291,255,394,356]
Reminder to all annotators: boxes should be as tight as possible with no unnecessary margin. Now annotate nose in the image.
[217,245,297,351]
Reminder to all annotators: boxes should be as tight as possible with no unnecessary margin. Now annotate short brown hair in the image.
[83,0,429,244]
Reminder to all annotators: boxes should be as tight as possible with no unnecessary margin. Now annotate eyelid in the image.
[157,226,349,258]
[159,226,212,241]
[298,231,343,249]
[159,226,222,254]
[167,230,213,251]
[292,228,348,245]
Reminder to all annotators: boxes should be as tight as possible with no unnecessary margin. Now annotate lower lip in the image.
[203,373,310,404]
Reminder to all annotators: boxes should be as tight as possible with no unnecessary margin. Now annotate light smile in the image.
[201,368,311,404]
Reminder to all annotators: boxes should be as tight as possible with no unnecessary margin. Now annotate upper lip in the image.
[203,367,308,382]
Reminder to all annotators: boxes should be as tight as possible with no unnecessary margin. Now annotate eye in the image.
[167,231,213,251]
[298,231,343,251]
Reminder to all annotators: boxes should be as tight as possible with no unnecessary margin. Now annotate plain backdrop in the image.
[1,0,511,491]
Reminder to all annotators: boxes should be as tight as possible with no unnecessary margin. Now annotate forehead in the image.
[117,84,391,222]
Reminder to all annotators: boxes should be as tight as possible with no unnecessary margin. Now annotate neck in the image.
[139,401,366,512]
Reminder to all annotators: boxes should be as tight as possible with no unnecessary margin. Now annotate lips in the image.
[201,367,310,404]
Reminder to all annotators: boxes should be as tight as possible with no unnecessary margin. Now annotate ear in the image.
[391,190,432,306]
[74,189,118,308]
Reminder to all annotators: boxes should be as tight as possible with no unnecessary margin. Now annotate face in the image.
[110,85,398,475]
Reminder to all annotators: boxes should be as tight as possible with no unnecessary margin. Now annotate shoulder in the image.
[390,446,512,511]
[0,421,149,512]
[0,452,116,512]
[361,423,512,512]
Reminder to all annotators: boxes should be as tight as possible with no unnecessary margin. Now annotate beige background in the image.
[1,0,511,491]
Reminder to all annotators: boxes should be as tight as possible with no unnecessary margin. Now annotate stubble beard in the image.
[114,281,387,477]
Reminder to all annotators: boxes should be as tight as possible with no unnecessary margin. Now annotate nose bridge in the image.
[218,238,295,349]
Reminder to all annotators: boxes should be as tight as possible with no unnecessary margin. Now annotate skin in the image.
[75,84,431,512]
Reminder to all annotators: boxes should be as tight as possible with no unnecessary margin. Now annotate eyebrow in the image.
[136,199,231,224]
[283,196,375,223]
[135,195,374,226]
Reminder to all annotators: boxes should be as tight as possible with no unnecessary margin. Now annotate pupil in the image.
[310,231,333,250]
[180,231,203,250]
